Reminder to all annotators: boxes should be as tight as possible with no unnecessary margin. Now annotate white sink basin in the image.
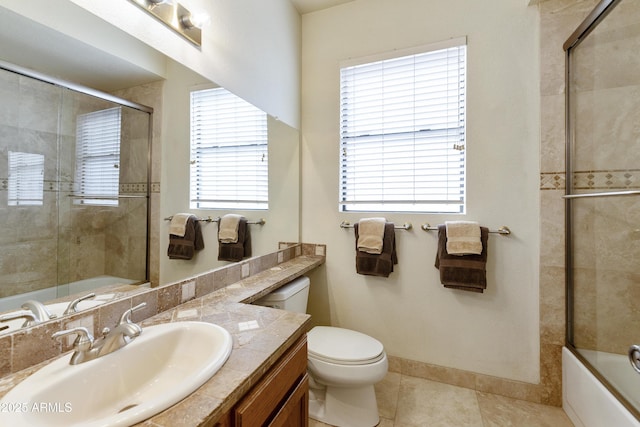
[0,321,233,427]
[0,299,105,335]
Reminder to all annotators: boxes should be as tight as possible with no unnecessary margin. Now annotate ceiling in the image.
[290,0,355,14]
[0,6,163,92]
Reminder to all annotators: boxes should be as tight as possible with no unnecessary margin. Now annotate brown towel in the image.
[354,222,398,277]
[218,218,251,262]
[168,215,204,260]
[435,225,488,292]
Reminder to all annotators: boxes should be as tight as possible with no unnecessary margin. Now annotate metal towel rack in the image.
[562,190,640,199]
[340,221,412,230]
[164,215,266,225]
[421,223,512,235]
[164,215,215,223]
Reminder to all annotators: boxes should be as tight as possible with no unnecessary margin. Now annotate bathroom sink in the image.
[0,321,233,427]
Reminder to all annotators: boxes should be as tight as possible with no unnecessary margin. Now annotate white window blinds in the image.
[340,38,466,213]
[74,107,122,206]
[8,151,44,206]
[190,87,268,210]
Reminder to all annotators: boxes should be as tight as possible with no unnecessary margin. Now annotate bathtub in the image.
[563,347,640,427]
[0,275,140,313]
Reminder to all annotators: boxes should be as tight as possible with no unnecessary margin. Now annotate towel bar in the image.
[214,217,266,225]
[164,216,266,225]
[340,221,412,230]
[164,215,215,223]
[421,223,511,235]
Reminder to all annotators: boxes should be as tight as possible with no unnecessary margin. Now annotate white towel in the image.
[169,213,192,237]
[357,217,387,254]
[218,214,243,243]
[445,221,482,255]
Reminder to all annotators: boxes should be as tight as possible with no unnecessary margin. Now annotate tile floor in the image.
[309,372,575,427]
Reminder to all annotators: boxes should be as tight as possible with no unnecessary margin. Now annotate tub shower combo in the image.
[563,0,640,425]
[0,61,151,318]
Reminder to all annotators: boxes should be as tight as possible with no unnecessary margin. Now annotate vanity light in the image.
[128,0,205,46]
[180,11,210,30]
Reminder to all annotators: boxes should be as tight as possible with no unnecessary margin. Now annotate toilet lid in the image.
[307,326,384,364]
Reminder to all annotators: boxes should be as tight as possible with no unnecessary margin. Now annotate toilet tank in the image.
[253,276,310,313]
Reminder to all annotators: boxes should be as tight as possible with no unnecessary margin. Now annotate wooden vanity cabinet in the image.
[234,335,308,427]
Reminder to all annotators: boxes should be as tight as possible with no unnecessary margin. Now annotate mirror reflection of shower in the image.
[0,62,151,314]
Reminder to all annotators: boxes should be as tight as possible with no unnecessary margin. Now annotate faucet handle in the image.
[63,293,96,315]
[119,302,147,325]
[52,327,94,351]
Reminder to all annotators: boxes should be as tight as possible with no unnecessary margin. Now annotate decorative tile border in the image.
[540,172,566,190]
[0,180,157,194]
[541,170,640,191]
[572,169,640,190]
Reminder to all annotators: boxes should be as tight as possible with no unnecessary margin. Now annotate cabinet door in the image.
[269,374,308,427]
[234,336,307,426]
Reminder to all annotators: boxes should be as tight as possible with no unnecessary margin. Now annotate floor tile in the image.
[476,391,574,427]
[308,373,575,427]
[395,376,484,427]
[375,371,401,420]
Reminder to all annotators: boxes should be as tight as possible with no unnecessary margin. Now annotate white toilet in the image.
[254,276,388,427]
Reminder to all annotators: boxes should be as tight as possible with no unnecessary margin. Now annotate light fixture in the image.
[180,11,210,30]
[128,0,206,46]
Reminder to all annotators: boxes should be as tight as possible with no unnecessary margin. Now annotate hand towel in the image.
[168,215,204,260]
[218,217,251,262]
[435,225,488,292]
[356,217,387,254]
[445,221,482,255]
[354,221,397,277]
[169,213,191,237]
[218,214,243,243]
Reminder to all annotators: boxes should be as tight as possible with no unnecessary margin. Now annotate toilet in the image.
[254,276,388,427]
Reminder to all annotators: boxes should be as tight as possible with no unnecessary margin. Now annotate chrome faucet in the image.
[63,293,96,315]
[0,310,38,327]
[52,302,147,365]
[22,300,55,322]
[0,300,54,328]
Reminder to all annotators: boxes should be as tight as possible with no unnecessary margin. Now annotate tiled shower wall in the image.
[0,70,153,299]
[538,0,600,405]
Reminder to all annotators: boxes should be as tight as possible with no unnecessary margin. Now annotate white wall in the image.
[301,0,541,383]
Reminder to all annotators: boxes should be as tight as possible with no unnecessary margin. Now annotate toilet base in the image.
[309,383,380,427]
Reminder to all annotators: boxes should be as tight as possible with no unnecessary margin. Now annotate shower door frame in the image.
[563,0,640,421]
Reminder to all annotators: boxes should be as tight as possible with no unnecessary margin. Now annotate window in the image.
[339,37,466,213]
[8,151,44,206]
[190,87,268,210]
[74,107,122,206]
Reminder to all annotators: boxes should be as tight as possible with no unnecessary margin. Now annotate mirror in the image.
[0,4,300,331]
[0,65,151,329]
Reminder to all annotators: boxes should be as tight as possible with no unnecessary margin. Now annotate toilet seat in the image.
[307,326,385,365]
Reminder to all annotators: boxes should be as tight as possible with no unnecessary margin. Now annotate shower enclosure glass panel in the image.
[0,65,150,309]
[566,0,640,418]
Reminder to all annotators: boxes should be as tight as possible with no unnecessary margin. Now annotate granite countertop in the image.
[0,255,324,427]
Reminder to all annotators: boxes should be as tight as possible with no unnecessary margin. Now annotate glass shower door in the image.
[565,0,640,417]
[56,87,150,297]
